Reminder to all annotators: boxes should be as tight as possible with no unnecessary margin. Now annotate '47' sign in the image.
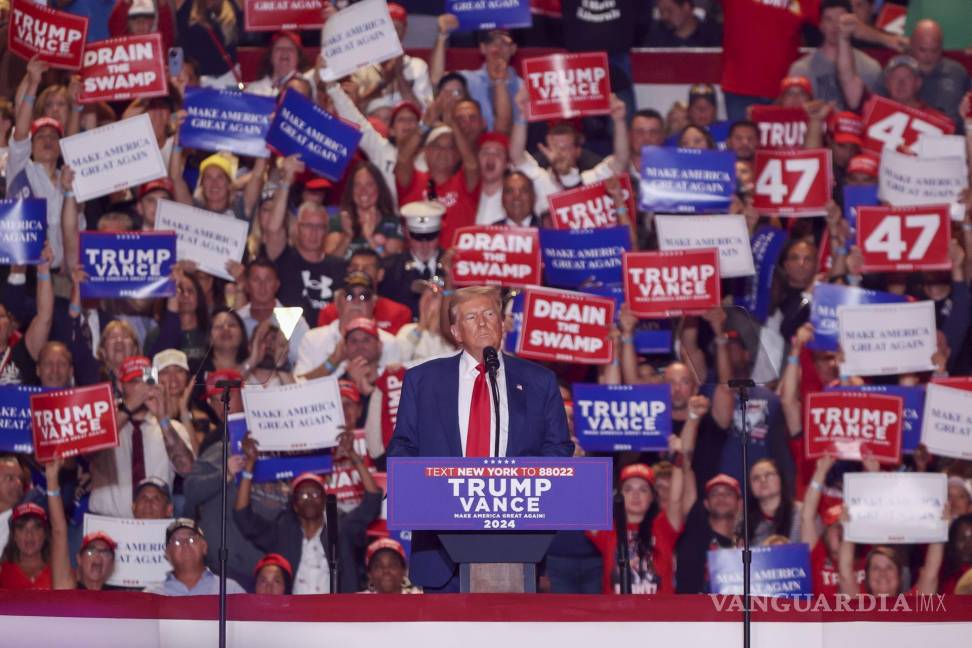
[857,204,951,273]
[753,148,832,216]
[862,96,954,154]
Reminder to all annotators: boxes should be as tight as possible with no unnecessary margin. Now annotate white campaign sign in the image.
[878,148,967,207]
[837,300,936,376]
[242,376,346,452]
[154,199,248,281]
[915,134,967,161]
[843,472,947,544]
[920,383,972,460]
[82,513,172,588]
[654,214,755,278]
[59,113,166,202]
[319,0,403,80]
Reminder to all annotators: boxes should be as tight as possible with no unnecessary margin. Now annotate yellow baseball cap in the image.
[199,152,238,180]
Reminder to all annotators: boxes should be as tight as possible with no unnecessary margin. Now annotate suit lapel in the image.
[440,353,462,456]
[503,354,526,457]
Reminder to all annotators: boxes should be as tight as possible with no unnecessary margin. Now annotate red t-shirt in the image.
[810,541,865,596]
[0,561,52,590]
[316,297,412,334]
[588,513,681,594]
[721,0,820,98]
[940,564,972,595]
[397,169,479,249]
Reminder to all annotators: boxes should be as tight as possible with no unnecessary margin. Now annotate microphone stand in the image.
[326,494,340,593]
[484,348,501,458]
[729,378,755,648]
[216,379,241,648]
[614,494,631,594]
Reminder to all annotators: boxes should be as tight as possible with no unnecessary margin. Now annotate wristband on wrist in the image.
[962,223,972,232]
[442,289,455,297]
[323,359,337,374]
[241,470,254,481]
[36,272,50,282]
[63,190,74,198]
[832,246,848,256]
[839,373,850,382]
[610,358,621,367]
[159,417,171,429]
[808,480,823,493]
[620,335,633,344]
[46,488,60,497]
[23,95,35,105]
[787,355,800,366]
[688,411,700,421]
[72,105,84,113]
[714,335,729,346]
[69,303,82,315]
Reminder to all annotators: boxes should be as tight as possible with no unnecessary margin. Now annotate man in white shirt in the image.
[88,356,194,518]
[235,257,310,368]
[145,519,245,596]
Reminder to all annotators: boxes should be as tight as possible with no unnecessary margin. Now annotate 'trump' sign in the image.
[804,391,903,464]
[547,175,635,230]
[571,383,672,452]
[623,249,720,318]
[522,52,610,121]
[30,383,118,462]
[9,0,88,69]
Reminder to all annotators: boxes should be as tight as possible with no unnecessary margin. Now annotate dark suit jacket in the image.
[379,252,445,320]
[386,351,573,588]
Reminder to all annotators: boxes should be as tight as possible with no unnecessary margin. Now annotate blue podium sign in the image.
[387,457,612,531]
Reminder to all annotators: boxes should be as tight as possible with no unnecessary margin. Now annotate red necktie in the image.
[131,420,145,495]
[466,363,491,457]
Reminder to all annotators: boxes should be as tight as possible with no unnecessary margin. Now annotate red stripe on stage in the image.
[1,592,969,624]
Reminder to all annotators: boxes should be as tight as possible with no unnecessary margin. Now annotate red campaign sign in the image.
[623,248,720,319]
[376,366,405,449]
[516,288,614,365]
[79,34,167,104]
[857,204,951,273]
[862,95,955,155]
[750,106,808,150]
[548,175,635,230]
[8,0,88,70]
[326,427,375,508]
[244,0,324,31]
[753,148,832,216]
[30,383,118,463]
[875,3,906,33]
[804,392,903,465]
[450,226,541,288]
[522,52,611,122]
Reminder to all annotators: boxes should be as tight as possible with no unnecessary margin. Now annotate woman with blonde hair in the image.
[176,0,242,87]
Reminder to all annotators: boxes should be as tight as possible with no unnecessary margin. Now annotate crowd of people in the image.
[0,0,971,599]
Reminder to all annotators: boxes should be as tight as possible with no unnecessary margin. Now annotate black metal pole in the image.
[614,494,631,594]
[729,378,754,648]
[217,381,238,648]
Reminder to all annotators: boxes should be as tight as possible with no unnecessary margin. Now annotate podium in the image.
[387,457,613,594]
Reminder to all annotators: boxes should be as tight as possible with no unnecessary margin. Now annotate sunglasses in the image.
[343,290,373,302]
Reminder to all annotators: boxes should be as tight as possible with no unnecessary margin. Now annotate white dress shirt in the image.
[293,525,330,595]
[294,320,402,379]
[457,351,509,457]
[235,300,311,368]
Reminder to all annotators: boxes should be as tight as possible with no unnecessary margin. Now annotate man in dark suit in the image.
[379,201,447,320]
[387,286,573,591]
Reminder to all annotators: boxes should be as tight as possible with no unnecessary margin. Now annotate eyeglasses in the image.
[169,534,201,547]
[751,471,779,482]
[297,490,323,501]
[343,291,373,302]
[82,547,113,557]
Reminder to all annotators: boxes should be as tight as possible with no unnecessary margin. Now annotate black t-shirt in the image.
[559,0,646,53]
[274,246,347,326]
[673,413,726,496]
[675,501,737,594]
[644,20,723,47]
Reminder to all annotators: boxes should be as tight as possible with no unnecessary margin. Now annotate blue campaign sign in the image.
[447,0,532,32]
[80,231,176,299]
[228,413,333,483]
[581,283,673,354]
[808,283,907,352]
[825,384,925,453]
[503,289,525,354]
[266,88,362,181]
[0,199,47,265]
[734,226,787,323]
[0,385,51,453]
[708,543,813,597]
[180,87,276,158]
[639,146,736,213]
[386,457,613,531]
[571,383,672,452]
[842,183,878,239]
[539,226,631,288]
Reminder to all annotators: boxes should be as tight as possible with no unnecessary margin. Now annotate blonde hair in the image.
[448,287,502,326]
[189,0,237,48]
[97,320,140,366]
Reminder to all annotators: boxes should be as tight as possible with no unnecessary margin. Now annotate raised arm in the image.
[800,454,835,549]
[14,58,46,143]
[489,57,513,137]
[263,155,304,261]
[509,86,530,166]
[393,129,422,192]
[781,323,813,436]
[429,14,458,87]
[242,156,269,219]
[836,14,866,111]
[167,111,193,205]
[666,434,687,530]
[837,525,861,595]
[444,107,480,192]
[607,95,630,175]
[24,244,54,361]
[336,430,379,494]
[146,385,196,477]
[46,458,75,590]
[916,541,945,595]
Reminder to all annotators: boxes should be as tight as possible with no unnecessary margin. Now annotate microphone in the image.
[483,346,500,377]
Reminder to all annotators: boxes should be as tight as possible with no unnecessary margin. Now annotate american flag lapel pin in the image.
[516,384,523,391]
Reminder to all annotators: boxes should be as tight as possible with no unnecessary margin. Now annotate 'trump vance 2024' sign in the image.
[386,457,612,531]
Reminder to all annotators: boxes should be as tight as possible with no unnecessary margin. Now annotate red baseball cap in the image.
[387,2,407,24]
[81,531,118,553]
[119,356,151,383]
[390,102,421,130]
[138,178,174,200]
[30,117,63,138]
[205,368,243,398]
[366,537,407,567]
[344,317,379,340]
[12,502,48,524]
[291,471,327,492]
[305,177,332,191]
[780,76,813,98]
[478,132,510,152]
[271,30,302,49]
[368,115,390,138]
[828,111,865,146]
[705,474,742,498]
[847,153,879,178]
[619,463,655,485]
[820,503,843,527]
[254,552,293,579]
[339,379,361,403]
